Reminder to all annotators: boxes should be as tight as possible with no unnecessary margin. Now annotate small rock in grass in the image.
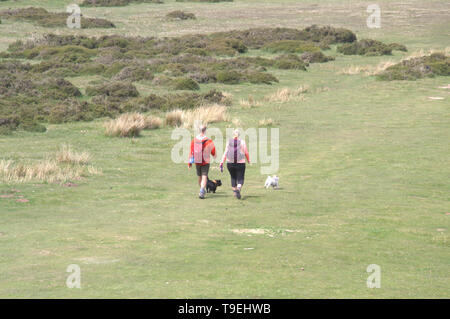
[0,194,14,198]
[436,228,445,232]
[428,96,444,100]
[438,84,450,89]
[16,199,29,203]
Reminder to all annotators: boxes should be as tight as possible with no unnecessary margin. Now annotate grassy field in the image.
[0,0,449,298]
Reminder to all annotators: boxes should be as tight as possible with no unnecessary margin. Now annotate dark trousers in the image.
[227,163,246,188]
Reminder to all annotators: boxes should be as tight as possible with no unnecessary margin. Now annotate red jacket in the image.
[189,135,216,167]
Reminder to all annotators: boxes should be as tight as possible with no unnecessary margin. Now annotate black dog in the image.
[206,179,222,193]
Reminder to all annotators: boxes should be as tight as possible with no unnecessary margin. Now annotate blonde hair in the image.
[233,129,240,138]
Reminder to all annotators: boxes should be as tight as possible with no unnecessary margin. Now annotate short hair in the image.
[233,129,240,137]
[199,124,207,133]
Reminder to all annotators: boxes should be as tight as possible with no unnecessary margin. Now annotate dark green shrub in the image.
[388,43,408,52]
[299,25,356,44]
[86,81,140,98]
[19,120,47,133]
[274,54,307,70]
[377,53,450,81]
[48,100,95,124]
[38,78,82,99]
[176,0,232,2]
[211,25,356,49]
[103,62,127,77]
[0,7,115,28]
[112,66,154,81]
[263,40,320,54]
[244,71,278,84]
[82,0,163,7]
[0,116,20,135]
[166,10,196,20]
[300,51,335,63]
[172,77,200,90]
[216,70,241,84]
[337,39,392,56]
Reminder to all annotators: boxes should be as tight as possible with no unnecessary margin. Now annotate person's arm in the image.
[220,144,229,165]
[242,140,250,164]
[188,139,194,167]
[210,140,216,158]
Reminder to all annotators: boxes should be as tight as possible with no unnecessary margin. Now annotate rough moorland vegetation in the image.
[377,53,450,80]
[0,7,115,28]
[81,0,163,7]
[175,0,232,2]
[0,25,409,134]
[337,39,407,56]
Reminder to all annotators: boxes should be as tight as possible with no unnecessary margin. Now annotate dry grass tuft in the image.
[339,61,396,76]
[230,118,243,128]
[258,118,275,126]
[56,144,90,165]
[165,104,228,128]
[239,95,262,108]
[403,47,450,61]
[0,145,101,184]
[165,109,184,127]
[221,91,234,105]
[143,116,162,130]
[264,86,308,103]
[105,112,161,137]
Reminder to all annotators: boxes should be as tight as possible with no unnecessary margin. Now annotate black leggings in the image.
[227,163,246,188]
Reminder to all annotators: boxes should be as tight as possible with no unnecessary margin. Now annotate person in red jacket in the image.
[188,124,216,199]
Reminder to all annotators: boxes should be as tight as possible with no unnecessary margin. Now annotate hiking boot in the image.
[235,189,241,199]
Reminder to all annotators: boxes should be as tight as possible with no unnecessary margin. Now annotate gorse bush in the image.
[0,7,115,28]
[377,53,450,80]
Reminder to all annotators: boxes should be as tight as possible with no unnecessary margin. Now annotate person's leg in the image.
[201,175,207,189]
[234,164,245,199]
[236,163,246,190]
[227,163,239,197]
[199,164,209,199]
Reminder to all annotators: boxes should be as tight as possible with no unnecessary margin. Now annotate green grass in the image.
[0,0,449,298]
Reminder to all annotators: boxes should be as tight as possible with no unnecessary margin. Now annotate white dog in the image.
[264,175,279,189]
